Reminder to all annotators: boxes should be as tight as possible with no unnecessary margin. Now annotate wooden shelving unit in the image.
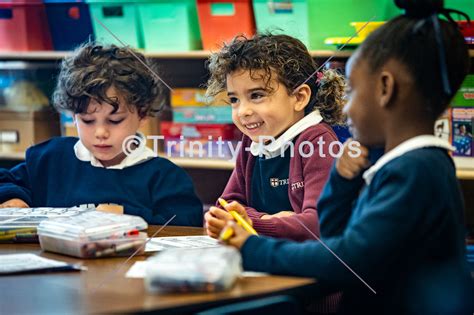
[2,151,473,179]
[0,49,355,60]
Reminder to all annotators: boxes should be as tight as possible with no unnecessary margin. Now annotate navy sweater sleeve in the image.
[0,162,32,206]
[150,160,203,227]
[316,165,365,237]
[240,156,436,288]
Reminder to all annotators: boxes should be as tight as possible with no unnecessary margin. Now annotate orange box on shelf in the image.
[0,110,60,153]
[171,89,229,107]
[0,0,53,51]
[197,0,255,50]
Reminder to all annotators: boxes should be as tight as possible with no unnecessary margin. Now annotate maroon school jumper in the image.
[220,123,337,242]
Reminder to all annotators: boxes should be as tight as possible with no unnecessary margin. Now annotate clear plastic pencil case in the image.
[145,247,242,293]
[37,211,148,258]
[0,207,94,243]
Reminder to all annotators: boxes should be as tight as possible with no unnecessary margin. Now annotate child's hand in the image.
[261,211,294,219]
[222,222,252,250]
[0,198,30,208]
[336,139,370,179]
[205,206,233,238]
[205,201,252,239]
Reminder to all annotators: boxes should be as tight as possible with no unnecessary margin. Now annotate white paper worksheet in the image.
[0,253,80,275]
[145,235,220,252]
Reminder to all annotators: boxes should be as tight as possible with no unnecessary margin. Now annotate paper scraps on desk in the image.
[126,261,268,279]
[145,235,220,252]
[0,253,84,275]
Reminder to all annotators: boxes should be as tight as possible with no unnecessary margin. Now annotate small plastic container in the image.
[0,0,53,51]
[0,207,94,243]
[145,247,242,293]
[197,0,255,50]
[38,211,148,258]
[44,0,94,51]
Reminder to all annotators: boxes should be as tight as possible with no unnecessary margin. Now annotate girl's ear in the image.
[378,71,395,108]
[293,84,312,112]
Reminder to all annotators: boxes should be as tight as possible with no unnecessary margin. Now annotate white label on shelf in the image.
[0,130,19,143]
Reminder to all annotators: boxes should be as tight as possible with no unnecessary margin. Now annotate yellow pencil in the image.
[218,198,258,236]
[0,228,37,236]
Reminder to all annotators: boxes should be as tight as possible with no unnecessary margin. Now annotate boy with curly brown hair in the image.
[0,42,203,227]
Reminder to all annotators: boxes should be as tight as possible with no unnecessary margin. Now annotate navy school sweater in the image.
[241,148,474,314]
[0,137,203,227]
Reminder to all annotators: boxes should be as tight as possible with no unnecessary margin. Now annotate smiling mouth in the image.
[243,122,264,130]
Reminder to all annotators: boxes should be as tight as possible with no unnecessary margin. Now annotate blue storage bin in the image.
[44,0,94,51]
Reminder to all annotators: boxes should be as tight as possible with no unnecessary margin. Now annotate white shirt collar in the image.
[73,132,156,169]
[362,135,455,185]
[249,110,324,159]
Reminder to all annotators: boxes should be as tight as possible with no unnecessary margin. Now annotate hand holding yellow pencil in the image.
[217,198,258,242]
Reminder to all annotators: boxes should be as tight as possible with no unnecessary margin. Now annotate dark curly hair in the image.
[53,42,164,117]
[206,33,346,125]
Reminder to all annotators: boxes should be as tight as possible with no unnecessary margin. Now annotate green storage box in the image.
[452,75,474,108]
[86,0,143,48]
[445,0,474,21]
[253,0,402,50]
[138,0,201,51]
[253,0,310,46]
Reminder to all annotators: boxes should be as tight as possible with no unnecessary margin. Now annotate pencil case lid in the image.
[0,206,94,229]
[37,211,148,242]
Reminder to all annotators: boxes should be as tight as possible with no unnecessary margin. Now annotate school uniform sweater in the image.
[220,121,338,242]
[0,137,203,227]
[240,136,474,314]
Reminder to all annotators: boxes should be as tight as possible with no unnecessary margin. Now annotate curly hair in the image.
[53,42,164,117]
[206,33,346,125]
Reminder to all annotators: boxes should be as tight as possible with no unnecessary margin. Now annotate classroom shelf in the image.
[2,150,473,178]
[0,151,25,161]
[0,49,472,60]
[454,157,474,180]
[0,50,356,60]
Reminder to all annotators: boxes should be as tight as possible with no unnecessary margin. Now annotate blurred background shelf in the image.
[1,151,472,179]
[0,50,472,60]
[0,50,355,60]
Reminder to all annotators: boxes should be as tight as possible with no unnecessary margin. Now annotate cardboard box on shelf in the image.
[171,89,228,107]
[173,106,233,124]
[161,121,241,140]
[0,110,60,153]
[452,107,473,157]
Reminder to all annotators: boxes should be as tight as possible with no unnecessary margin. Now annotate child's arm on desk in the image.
[0,162,33,207]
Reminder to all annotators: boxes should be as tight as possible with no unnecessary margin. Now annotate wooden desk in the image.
[0,226,316,314]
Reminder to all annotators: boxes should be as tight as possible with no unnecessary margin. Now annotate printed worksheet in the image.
[0,253,81,275]
[145,235,220,252]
